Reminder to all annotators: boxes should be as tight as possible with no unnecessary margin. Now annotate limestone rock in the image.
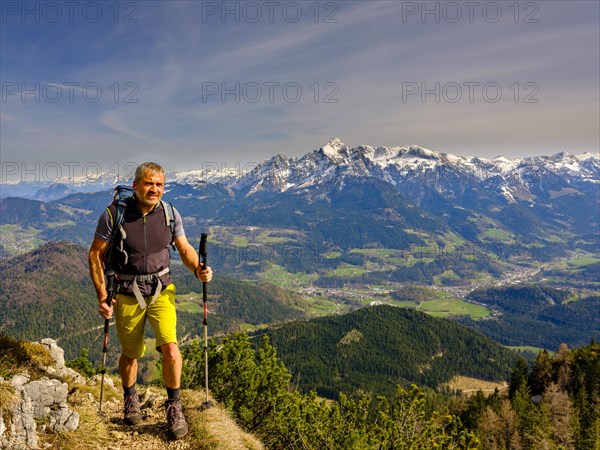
[139,388,164,410]
[39,338,65,367]
[48,404,80,433]
[1,340,81,449]
[44,365,86,384]
[2,374,38,449]
[38,338,86,384]
[24,377,68,419]
[91,373,115,388]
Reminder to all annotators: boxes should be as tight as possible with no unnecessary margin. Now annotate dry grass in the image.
[0,380,19,423]
[0,333,55,378]
[444,375,508,396]
[184,389,264,450]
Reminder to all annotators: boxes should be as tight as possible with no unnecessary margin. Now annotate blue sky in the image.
[1,0,599,175]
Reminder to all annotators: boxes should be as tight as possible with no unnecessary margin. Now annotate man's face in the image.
[133,170,165,210]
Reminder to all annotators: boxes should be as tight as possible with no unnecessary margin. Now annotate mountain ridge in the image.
[2,138,598,197]
[222,138,599,201]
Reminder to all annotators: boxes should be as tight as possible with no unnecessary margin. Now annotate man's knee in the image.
[120,353,137,364]
[161,342,180,360]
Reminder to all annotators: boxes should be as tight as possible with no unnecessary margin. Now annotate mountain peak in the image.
[319,137,349,157]
[324,137,346,148]
[404,145,440,160]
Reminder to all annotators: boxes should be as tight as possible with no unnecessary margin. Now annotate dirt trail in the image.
[46,383,263,450]
[57,387,199,450]
[100,389,194,450]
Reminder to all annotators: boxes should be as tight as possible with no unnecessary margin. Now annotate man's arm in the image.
[174,235,212,282]
[89,236,111,305]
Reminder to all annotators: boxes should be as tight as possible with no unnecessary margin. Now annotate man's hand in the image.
[195,265,213,283]
[98,297,116,320]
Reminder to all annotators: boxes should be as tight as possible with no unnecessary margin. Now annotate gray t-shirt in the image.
[94,202,185,243]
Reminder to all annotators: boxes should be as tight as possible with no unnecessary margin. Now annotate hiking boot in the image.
[123,392,142,425]
[165,400,188,439]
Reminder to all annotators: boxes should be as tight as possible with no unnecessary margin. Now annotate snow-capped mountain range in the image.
[172,138,599,203]
[2,138,598,203]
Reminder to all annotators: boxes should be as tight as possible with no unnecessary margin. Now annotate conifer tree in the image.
[552,344,574,392]
[529,350,553,396]
[511,384,552,449]
[509,357,529,400]
[543,383,577,449]
[477,399,522,450]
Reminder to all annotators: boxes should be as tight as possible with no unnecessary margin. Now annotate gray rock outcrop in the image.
[40,338,86,384]
[39,338,65,367]
[0,340,81,449]
[2,374,38,449]
[24,377,79,432]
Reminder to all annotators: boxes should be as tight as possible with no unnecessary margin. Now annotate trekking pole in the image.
[199,233,212,409]
[98,269,115,415]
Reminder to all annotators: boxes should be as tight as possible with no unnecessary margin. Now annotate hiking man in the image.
[88,162,212,439]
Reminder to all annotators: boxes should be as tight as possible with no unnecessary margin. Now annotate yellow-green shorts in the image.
[115,283,177,359]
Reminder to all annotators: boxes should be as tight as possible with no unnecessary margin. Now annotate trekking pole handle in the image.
[106,272,115,306]
[103,272,115,337]
[199,233,208,268]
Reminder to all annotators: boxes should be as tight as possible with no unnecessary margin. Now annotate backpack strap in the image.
[107,196,129,266]
[161,200,177,251]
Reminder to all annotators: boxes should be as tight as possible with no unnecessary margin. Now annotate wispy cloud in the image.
[98,110,151,141]
[0,0,598,168]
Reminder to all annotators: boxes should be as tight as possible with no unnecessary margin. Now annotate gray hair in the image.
[134,162,165,184]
